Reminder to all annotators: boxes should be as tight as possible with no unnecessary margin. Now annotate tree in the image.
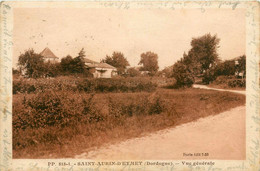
[44,62,61,77]
[188,33,220,73]
[60,55,74,73]
[72,48,86,73]
[139,51,159,76]
[127,67,141,77]
[172,58,194,88]
[78,48,86,60]
[161,65,174,78]
[18,49,45,78]
[174,33,220,84]
[214,60,236,76]
[237,55,246,76]
[60,49,92,77]
[102,52,129,75]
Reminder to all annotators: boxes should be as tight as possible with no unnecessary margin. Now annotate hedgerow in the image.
[13,77,158,94]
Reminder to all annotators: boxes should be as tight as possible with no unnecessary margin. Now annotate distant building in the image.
[40,47,59,63]
[84,58,117,78]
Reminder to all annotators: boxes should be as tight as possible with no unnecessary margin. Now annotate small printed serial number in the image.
[183,152,209,157]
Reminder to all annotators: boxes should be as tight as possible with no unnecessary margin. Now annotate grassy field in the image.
[13,77,245,158]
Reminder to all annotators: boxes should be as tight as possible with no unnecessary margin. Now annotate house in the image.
[84,58,117,78]
[40,47,59,63]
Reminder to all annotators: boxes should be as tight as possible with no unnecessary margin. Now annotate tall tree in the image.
[172,54,194,88]
[18,49,45,78]
[60,55,74,73]
[171,33,221,86]
[78,48,86,60]
[102,52,129,75]
[73,48,86,73]
[188,33,220,73]
[139,51,159,76]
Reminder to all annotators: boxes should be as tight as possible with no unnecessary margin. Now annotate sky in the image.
[13,8,245,69]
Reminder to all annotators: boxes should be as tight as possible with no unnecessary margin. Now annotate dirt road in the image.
[193,84,246,95]
[75,86,246,160]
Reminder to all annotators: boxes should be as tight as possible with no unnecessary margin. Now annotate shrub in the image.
[13,77,157,94]
[107,93,167,117]
[228,79,246,88]
[127,67,141,77]
[172,62,194,88]
[76,78,157,93]
[13,91,103,130]
[210,76,245,88]
[13,81,36,94]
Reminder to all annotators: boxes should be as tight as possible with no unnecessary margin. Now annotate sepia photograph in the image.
[12,6,247,160]
[1,1,259,170]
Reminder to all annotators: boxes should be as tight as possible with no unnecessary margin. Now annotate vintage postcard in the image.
[0,0,259,170]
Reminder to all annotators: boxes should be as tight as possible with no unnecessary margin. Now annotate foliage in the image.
[59,49,92,76]
[102,52,129,75]
[214,60,236,76]
[72,48,87,73]
[213,55,246,83]
[13,68,21,75]
[210,76,245,88]
[139,51,159,76]
[77,78,157,93]
[13,91,168,150]
[13,77,158,94]
[189,33,220,73]
[160,65,173,78]
[127,67,141,77]
[237,55,246,74]
[170,34,221,85]
[172,60,194,88]
[18,49,45,78]
[13,88,245,158]
[60,55,74,73]
[228,79,245,88]
[44,62,61,77]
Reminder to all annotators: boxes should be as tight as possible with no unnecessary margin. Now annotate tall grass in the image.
[13,88,245,158]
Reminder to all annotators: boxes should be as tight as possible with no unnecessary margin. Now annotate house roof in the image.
[40,47,58,59]
[97,63,116,69]
[86,62,116,70]
[84,58,99,64]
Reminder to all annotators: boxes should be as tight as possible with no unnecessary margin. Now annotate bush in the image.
[210,76,245,88]
[76,78,157,93]
[13,91,103,130]
[228,79,246,88]
[13,81,36,94]
[127,67,141,77]
[172,62,194,88]
[13,88,245,157]
[108,93,167,118]
[13,77,157,94]
[13,91,169,151]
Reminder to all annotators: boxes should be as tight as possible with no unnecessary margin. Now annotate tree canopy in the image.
[189,33,220,73]
[102,52,129,75]
[60,55,74,73]
[172,33,221,86]
[172,54,194,88]
[60,48,91,76]
[18,49,45,78]
[139,51,159,76]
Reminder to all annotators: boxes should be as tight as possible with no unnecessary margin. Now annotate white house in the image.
[40,47,59,63]
[84,58,117,78]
